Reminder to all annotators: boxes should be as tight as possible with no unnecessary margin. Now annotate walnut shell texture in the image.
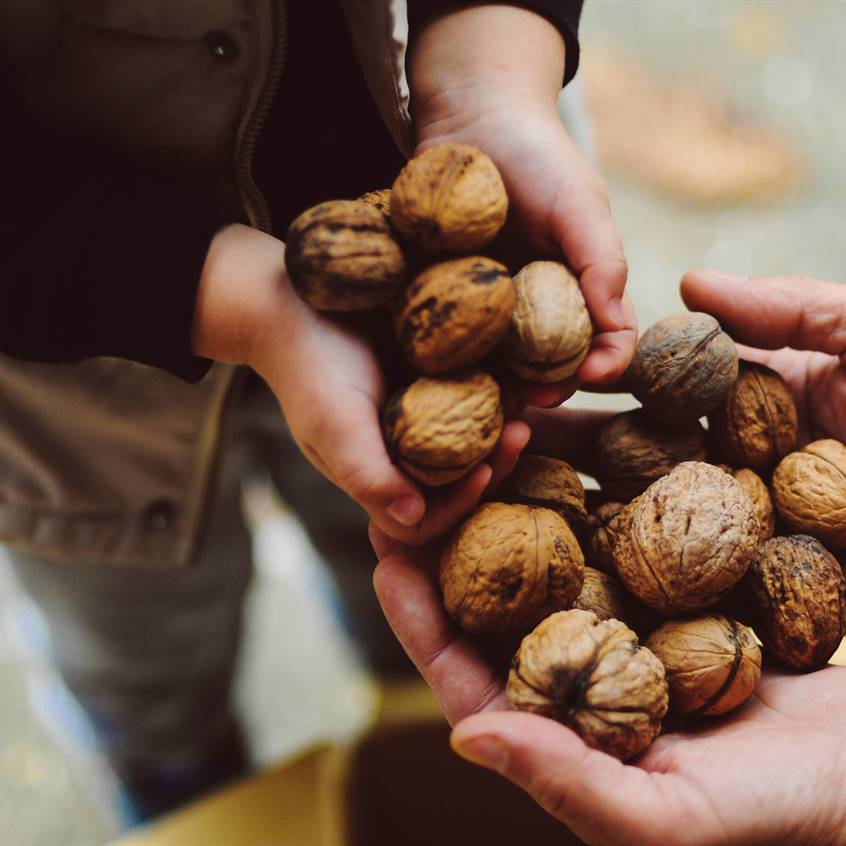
[646,615,761,716]
[507,609,668,760]
[573,567,629,622]
[502,261,592,382]
[746,535,846,670]
[772,440,846,549]
[440,503,585,636]
[501,454,588,530]
[613,462,759,616]
[627,313,739,425]
[595,409,707,501]
[358,188,392,218]
[286,200,407,310]
[731,467,775,542]
[394,256,515,374]
[709,361,798,473]
[586,501,626,572]
[384,370,503,486]
[390,144,508,255]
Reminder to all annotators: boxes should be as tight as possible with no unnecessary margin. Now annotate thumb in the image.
[451,712,666,846]
[681,270,846,356]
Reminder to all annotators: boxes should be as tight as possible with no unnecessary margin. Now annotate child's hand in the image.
[194,224,530,544]
[409,5,637,407]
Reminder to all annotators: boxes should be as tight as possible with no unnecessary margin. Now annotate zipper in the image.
[235,0,288,234]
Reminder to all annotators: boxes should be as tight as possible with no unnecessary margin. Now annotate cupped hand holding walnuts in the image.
[408,4,636,406]
[371,527,846,846]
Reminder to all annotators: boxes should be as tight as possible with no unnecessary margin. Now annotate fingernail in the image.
[453,734,509,773]
[388,495,423,526]
[605,296,625,330]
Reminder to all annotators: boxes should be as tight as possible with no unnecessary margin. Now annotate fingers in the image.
[373,552,509,724]
[579,293,639,385]
[681,270,846,356]
[451,712,666,845]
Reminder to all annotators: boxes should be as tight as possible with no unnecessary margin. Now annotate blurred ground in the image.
[1,2,844,843]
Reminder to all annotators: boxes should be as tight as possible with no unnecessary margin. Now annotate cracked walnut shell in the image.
[772,439,846,550]
[285,200,407,311]
[384,370,502,486]
[507,609,668,760]
[626,313,739,425]
[502,261,592,382]
[612,462,759,616]
[390,144,507,255]
[440,503,584,637]
[709,361,798,473]
[595,409,707,501]
[745,535,846,671]
[394,256,515,374]
[646,615,761,716]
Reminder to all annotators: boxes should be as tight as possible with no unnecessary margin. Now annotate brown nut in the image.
[709,361,798,473]
[573,567,629,622]
[595,409,707,501]
[772,440,846,549]
[390,143,507,255]
[626,313,739,425]
[646,615,761,716]
[746,535,846,670]
[507,609,668,760]
[394,256,515,374]
[613,462,759,616]
[358,188,391,218]
[502,261,592,382]
[730,467,775,542]
[384,370,502,486]
[500,454,588,530]
[286,200,407,310]
[585,501,626,572]
[440,503,584,636]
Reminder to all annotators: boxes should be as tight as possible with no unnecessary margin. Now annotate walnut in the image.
[745,535,846,670]
[646,615,761,716]
[585,501,626,572]
[384,370,503,486]
[626,313,739,425]
[730,467,775,542]
[709,361,798,473]
[612,462,759,616]
[285,200,407,310]
[501,261,592,382]
[595,409,707,500]
[500,454,588,531]
[390,144,508,255]
[440,503,584,636]
[772,440,846,549]
[573,567,629,622]
[393,256,515,374]
[358,188,391,218]
[507,609,668,760]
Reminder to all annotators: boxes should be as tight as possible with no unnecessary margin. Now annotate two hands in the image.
[371,270,846,846]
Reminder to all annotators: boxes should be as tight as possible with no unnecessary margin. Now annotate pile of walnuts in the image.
[285,145,846,763]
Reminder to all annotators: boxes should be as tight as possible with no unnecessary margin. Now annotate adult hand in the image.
[409,5,637,408]
[193,224,530,544]
[371,528,846,846]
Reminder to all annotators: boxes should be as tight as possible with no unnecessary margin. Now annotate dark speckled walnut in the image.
[440,503,584,636]
[626,313,739,425]
[612,462,759,616]
[393,256,515,374]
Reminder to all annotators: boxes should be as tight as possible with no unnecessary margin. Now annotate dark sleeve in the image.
[0,88,216,382]
[407,0,584,86]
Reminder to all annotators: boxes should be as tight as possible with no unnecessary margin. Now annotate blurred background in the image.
[0,1,842,843]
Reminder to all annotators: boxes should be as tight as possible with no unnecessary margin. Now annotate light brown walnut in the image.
[440,503,584,636]
[394,256,515,374]
[507,609,668,760]
[585,501,626,573]
[285,199,407,310]
[358,188,392,218]
[383,371,502,486]
[646,614,761,716]
[745,535,846,671]
[772,439,846,549]
[730,467,775,543]
[612,462,759,616]
[390,144,507,255]
[502,261,592,382]
[626,313,739,425]
[573,567,629,622]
